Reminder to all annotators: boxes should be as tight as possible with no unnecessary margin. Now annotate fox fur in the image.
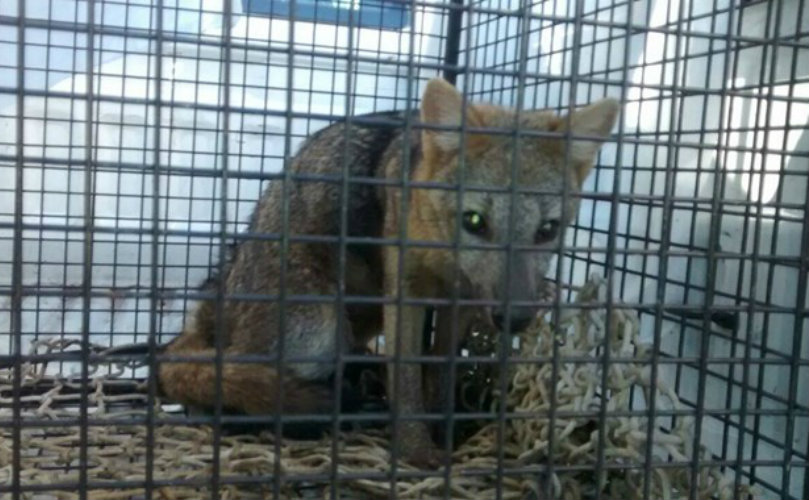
[157,78,620,466]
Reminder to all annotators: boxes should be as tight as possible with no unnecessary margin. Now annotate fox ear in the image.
[554,98,620,182]
[420,78,485,155]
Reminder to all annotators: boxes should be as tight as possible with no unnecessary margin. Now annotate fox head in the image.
[409,78,620,332]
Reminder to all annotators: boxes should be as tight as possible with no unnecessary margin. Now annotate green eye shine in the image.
[462,211,487,235]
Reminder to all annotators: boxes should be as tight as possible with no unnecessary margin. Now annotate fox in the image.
[157,78,620,467]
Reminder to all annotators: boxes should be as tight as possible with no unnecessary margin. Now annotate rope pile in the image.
[0,276,751,499]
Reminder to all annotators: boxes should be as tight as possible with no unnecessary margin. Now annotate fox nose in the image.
[492,312,534,333]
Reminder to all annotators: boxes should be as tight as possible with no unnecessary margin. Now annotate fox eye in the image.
[535,219,560,244]
[462,211,487,235]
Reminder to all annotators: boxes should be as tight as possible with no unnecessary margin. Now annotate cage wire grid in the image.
[0,0,808,499]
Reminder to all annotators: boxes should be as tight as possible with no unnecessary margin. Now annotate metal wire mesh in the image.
[0,0,808,499]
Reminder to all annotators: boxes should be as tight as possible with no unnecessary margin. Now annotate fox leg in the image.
[383,301,444,467]
[424,308,454,416]
[424,306,479,445]
[158,344,335,417]
[157,299,338,416]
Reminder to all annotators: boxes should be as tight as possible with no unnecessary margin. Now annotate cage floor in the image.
[1,278,748,500]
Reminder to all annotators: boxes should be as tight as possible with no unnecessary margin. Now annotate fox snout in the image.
[491,253,542,333]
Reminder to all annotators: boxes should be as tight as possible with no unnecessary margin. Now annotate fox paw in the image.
[397,423,447,468]
[402,442,445,469]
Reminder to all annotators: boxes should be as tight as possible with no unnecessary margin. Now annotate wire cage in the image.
[0,0,807,498]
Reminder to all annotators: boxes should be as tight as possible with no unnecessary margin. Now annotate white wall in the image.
[0,0,447,359]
